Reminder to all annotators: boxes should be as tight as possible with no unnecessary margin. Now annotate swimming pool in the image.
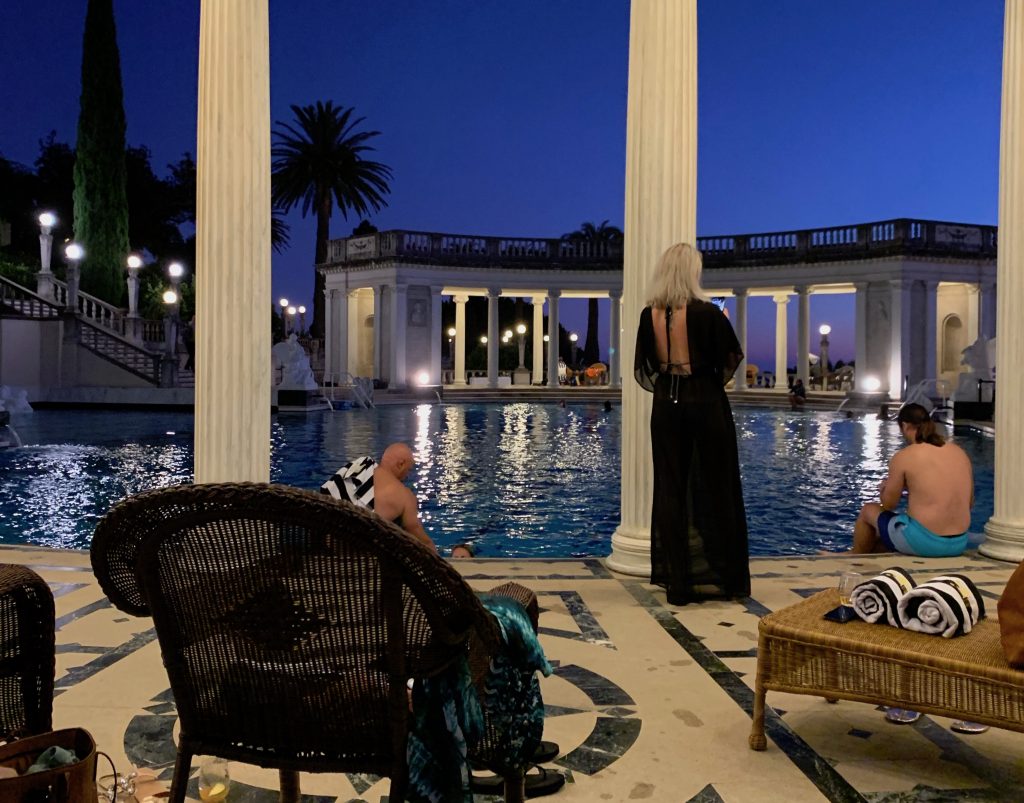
[0,405,994,556]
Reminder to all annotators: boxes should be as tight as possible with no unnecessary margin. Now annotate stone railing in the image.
[52,279,126,333]
[324,230,623,268]
[696,218,997,268]
[324,219,996,272]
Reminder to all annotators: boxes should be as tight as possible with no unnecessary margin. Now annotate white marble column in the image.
[965,285,981,346]
[889,280,911,398]
[609,290,622,387]
[346,291,359,377]
[609,0,698,577]
[486,288,500,388]
[194,0,270,483]
[979,280,997,339]
[983,0,1024,562]
[372,285,384,380]
[923,280,938,382]
[854,282,868,386]
[531,295,545,384]
[773,293,789,390]
[392,284,408,388]
[430,286,443,384]
[335,288,349,380]
[453,293,468,385]
[323,288,334,383]
[546,291,561,388]
[797,287,810,387]
[733,289,749,390]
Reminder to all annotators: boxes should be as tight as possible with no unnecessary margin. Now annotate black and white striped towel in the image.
[849,567,917,627]
[897,574,986,638]
[319,456,378,509]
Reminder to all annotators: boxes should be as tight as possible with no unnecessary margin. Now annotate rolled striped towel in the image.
[849,567,917,627]
[897,574,985,638]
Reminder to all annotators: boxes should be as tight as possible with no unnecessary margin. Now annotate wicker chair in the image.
[0,564,55,741]
[90,483,539,803]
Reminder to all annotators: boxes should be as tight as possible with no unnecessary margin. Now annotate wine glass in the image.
[198,757,230,803]
[838,571,862,608]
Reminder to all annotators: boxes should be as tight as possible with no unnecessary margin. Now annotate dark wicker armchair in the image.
[0,564,55,741]
[90,483,540,803]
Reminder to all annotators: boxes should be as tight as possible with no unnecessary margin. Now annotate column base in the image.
[979,517,1024,563]
[452,379,467,387]
[606,524,651,577]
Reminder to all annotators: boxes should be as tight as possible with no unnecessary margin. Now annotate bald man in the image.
[321,442,435,551]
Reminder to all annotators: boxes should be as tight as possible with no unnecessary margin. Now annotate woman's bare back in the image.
[651,305,691,374]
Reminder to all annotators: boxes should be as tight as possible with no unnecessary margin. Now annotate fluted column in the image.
[983,0,1024,562]
[323,288,334,383]
[609,0,698,577]
[889,280,911,398]
[797,286,810,387]
[430,286,443,384]
[733,289,749,390]
[609,290,622,387]
[773,293,789,390]
[334,288,349,380]
[546,291,561,388]
[392,283,408,388]
[346,290,359,376]
[486,288,499,388]
[372,285,384,380]
[854,282,868,387]
[980,280,997,339]
[923,280,938,383]
[531,295,545,384]
[453,293,468,385]
[194,0,270,483]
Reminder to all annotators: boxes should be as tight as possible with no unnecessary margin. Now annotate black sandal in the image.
[469,765,566,798]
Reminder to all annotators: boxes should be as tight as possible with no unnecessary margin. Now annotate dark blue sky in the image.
[0,1,1004,365]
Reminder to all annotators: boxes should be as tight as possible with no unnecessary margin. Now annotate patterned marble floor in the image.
[6,544,1023,803]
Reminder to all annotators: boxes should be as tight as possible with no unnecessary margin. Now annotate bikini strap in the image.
[665,305,672,366]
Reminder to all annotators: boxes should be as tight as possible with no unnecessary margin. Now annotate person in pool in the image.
[320,442,435,552]
[849,403,973,555]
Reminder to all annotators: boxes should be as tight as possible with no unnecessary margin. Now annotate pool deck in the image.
[8,544,1023,802]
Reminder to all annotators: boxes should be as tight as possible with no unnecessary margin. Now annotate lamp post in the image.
[63,242,84,314]
[162,288,179,357]
[569,332,579,369]
[286,305,297,337]
[125,254,143,342]
[447,326,456,365]
[279,298,289,336]
[819,324,831,390]
[515,323,527,370]
[37,212,56,299]
[298,305,307,335]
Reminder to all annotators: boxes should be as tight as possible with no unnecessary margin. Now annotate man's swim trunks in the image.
[877,510,968,557]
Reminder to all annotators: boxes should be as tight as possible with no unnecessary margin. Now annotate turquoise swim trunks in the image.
[877,510,968,557]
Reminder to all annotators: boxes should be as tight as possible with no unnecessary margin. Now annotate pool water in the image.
[0,405,993,556]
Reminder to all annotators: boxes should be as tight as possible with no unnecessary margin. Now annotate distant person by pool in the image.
[789,378,806,410]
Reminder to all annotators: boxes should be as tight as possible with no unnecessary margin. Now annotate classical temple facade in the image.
[319,217,996,397]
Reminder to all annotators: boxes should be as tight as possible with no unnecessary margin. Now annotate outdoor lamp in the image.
[863,376,881,392]
[515,323,527,370]
[126,254,142,270]
[416,370,430,385]
[37,213,57,288]
[62,242,84,313]
[447,327,457,338]
[504,329,513,340]
[64,243,84,262]
[279,298,289,308]
[38,211,56,231]
[819,324,832,336]
[516,323,526,335]
[818,324,831,390]
[543,334,549,343]
[168,262,185,281]
[162,289,178,306]
[480,336,488,345]
[298,305,307,334]
[125,254,143,322]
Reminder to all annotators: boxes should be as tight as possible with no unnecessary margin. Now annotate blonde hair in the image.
[645,242,708,308]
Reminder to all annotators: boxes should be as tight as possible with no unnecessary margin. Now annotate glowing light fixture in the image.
[862,376,881,392]
[64,243,84,261]
[162,289,178,305]
[819,324,832,336]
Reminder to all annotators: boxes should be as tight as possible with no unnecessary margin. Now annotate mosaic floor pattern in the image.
[5,545,1023,802]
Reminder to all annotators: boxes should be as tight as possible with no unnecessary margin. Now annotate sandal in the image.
[533,740,560,763]
[470,765,566,798]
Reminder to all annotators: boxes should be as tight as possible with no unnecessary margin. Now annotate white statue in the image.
[271,334,319,391]
[0,386,33,413]
[953,335,996,402]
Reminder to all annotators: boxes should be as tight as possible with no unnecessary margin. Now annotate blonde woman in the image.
[634,243,750,605]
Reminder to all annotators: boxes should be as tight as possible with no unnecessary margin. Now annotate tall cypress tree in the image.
[73,0,130,303]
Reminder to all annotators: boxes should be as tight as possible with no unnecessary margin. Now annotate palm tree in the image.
[562,220,623,365]
[272,101,392,337]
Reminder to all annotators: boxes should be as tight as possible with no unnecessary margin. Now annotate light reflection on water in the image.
[0,407,993,557]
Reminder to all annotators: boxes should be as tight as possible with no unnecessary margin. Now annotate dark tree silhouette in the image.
[272,101,392,337]
[73,0,130,302]
[562,220,623,365]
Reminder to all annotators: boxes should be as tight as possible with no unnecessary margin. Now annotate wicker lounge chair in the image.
[0,564,55,741]
[749,589,1024,750]
[90,483,540,803]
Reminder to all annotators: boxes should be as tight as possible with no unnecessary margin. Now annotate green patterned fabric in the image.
[406,595,551,802]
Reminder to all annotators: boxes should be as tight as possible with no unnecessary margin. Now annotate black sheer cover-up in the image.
[634,302,750,605]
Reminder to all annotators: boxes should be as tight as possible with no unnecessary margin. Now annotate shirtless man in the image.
[851,403,973,555]
[321,442,435,551]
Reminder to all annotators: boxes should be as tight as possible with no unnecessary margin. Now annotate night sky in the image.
[0,1,1004,366]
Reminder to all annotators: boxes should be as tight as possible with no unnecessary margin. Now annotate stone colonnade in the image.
[320,283,624,389]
